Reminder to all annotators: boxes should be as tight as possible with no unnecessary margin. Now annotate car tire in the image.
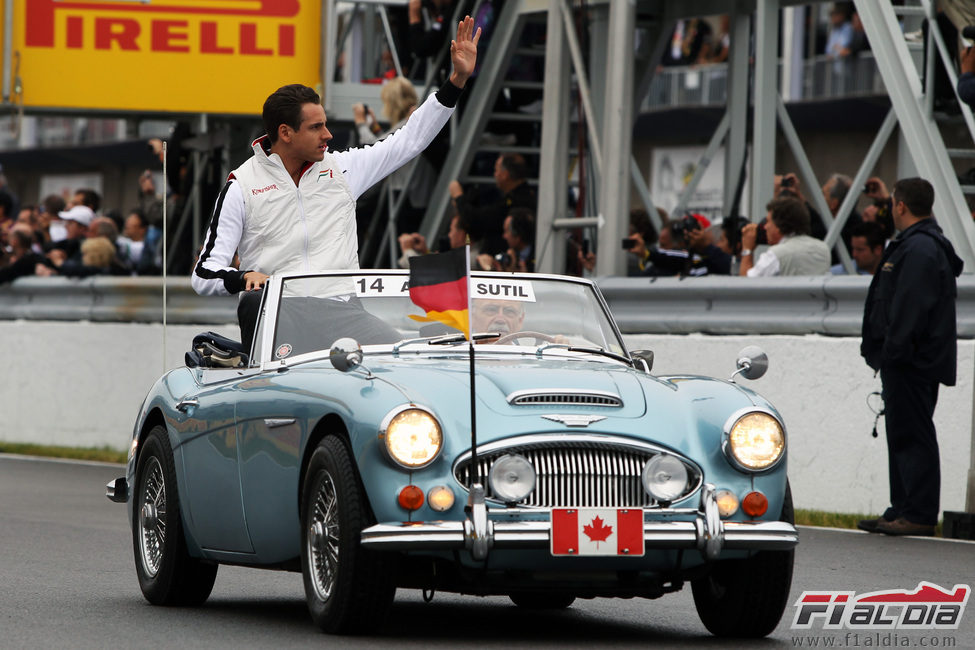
[690,482,795,638]
[133,425,218,606]
[509,593,576,609]
[300,436,395,634]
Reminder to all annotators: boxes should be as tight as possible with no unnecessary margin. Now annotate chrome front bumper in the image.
[360,483,798,561]
[106,477,128,503]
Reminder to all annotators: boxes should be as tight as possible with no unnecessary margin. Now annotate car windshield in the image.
[264,272,626,361]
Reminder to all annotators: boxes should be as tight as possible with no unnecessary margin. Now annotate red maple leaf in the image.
[583,516,613,545]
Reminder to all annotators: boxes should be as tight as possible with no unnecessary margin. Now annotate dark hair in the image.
[262,84,321,145]
[499,153,530,181]
[75,188,101,212]
[10,227,32,250]
[0,191,12,218]
[629,208,658,245]
[127,208,149,230]
[507,207,535,244]
[851,220,886,250]
[721,216,749,250]
[42,194,66,216]
[891,177,934,217]
[766,196,811,236]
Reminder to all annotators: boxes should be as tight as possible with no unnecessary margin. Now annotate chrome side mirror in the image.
[731,345,768,382]
[329,338,363,372]
[630,349,654,373]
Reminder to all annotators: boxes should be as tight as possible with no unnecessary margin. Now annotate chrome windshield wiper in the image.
[534,343,631,365]
[392,332,501,354]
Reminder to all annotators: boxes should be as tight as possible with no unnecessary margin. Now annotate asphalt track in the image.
[2,454,974,649]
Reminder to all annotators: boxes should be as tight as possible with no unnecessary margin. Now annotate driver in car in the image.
[471,299,525,339]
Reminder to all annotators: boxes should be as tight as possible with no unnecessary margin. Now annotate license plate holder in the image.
[550,508,645,556]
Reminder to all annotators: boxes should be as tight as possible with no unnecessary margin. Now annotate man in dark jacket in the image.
[859,177,964,537]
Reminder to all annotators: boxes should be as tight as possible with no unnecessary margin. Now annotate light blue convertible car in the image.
[107,270,797,637]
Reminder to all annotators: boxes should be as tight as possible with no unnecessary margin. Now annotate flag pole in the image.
[466,244,478,487]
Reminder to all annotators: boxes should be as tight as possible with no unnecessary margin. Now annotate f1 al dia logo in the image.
[792,582,970,630]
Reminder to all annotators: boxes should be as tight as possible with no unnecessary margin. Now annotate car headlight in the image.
[488,454,536,502]
[641,453,689,502]
[724,409,785,471]
[381,406,442,469]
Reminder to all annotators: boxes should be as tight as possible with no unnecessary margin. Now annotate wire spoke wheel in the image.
[308,471,340,601]
[138,456,167,577]
[300,436,395,634]
[132,425,218,606]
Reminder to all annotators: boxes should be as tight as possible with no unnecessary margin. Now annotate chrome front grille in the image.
[453,436,701,508]
[507,389,623,407]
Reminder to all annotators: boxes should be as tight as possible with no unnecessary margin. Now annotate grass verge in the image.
[0,442,126,464]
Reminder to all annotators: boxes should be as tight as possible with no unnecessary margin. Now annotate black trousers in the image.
[237,288,264,356]
[880,365,941,526]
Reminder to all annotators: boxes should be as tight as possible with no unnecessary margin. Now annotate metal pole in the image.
[2,0,13,103]
[559,0,603,176]
[378,5,404,78]
[594,0,634,278]
[823,108,898,251]
[724,6,750,216]
[322,0,335,109]
[673,113,730,217]
[750,0,778,222]
[535,0,571,275]
[774,98,855,272]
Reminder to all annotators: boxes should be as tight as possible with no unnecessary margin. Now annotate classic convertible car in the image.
[107,270,797,637]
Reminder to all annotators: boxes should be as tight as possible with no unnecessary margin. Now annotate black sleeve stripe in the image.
[195,179,247,294]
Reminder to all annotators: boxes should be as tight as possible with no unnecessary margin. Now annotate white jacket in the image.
[192,92,453,296]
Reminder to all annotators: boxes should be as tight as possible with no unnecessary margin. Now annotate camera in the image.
[670,214,701,246]
[621,237,636,250]
[755,217,769,246]
[863,181,879,194]
[494,252,512,267]
[781,175,795,188]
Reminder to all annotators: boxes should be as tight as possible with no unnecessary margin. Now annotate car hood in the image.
[368,354,653,417]
[357,353,765,454]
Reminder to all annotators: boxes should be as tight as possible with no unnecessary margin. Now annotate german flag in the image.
[408,247,470,338]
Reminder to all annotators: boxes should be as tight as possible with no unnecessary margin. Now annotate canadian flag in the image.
[551,508,644,556]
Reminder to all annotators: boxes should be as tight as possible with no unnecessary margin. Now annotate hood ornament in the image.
[541,414,607,428]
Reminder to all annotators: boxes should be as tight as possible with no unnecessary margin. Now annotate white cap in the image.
[58,205,95,227]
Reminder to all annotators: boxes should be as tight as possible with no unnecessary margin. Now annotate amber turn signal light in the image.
[742,491,768,517]
[398,485,425,511]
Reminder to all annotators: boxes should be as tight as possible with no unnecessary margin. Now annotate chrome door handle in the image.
[176,398,199,413]
[264,418,296,428]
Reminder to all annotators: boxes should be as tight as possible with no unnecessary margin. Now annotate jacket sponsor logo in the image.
[26,0,299,56]
[318,169,334,181]
[252,184,279,195]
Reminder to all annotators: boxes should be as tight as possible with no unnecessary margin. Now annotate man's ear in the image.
[277,123,293,143]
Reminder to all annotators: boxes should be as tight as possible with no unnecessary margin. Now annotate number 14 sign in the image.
[550,508,645,556]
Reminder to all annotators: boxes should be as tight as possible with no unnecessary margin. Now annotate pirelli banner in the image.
[2,0,322,115]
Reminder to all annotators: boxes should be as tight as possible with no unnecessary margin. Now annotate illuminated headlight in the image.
[725,410,785,471]
[381,407,442,469]
[641,453,688,502]
[488,454,536,503]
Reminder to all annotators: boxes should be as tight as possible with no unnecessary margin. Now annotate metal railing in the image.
[4,274,975,339]
[643,52,890,112]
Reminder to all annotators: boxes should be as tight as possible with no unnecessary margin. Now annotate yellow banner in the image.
[8,0,321,115]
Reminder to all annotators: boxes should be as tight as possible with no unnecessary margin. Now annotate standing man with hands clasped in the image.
[859,178,963,537]
[193,17,482,352]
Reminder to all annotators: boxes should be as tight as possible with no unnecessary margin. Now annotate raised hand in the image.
[449,15,481,87]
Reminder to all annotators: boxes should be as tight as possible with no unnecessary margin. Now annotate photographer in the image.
[739,197,830,277]
[643,214,730,277]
